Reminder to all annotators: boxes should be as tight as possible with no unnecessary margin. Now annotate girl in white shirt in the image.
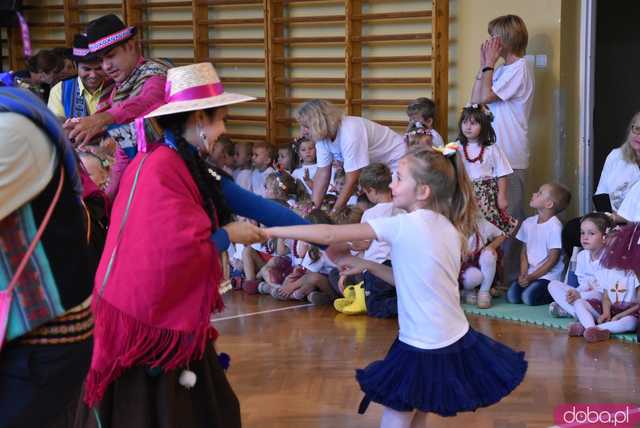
[460,216,507,309]
[266,147,526,427]
[458,104,518,236]
[291,137,318,195]
[548,213,611,320]
[567,266,639,343]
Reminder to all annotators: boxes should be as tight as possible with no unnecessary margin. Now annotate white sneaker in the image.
[549,302,570,318]
[257,282,272,295]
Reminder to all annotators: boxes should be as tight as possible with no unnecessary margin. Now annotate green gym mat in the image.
[462,298,638,344]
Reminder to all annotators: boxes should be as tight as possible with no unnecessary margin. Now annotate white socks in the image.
[461,249,497,293]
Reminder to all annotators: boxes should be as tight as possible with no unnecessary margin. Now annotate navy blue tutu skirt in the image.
[356,327,527,416]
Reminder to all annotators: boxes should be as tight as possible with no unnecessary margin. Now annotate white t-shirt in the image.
[431,128,445,148]
[596,148,640,211]
[488,57,535,170]
[291,163,318,194]
[233,168,252,192]
[459,141,513,181]
[595,148,640,211]
[368,210,469,349]
[574,250,601,291]
[315,116,407,173]
[301,250,336,275]
[468,217,504,254]
[250,166,275,197]
[516,215,564,281]
[360,202,403,263]
[617,179,640,222]
[594,267,639,304]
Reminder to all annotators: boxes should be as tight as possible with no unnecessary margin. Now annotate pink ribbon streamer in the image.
[134,82,225,152]
[16,12,32,58]
[165,82,224,103]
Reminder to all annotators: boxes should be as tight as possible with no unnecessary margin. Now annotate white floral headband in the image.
[404,121,433,143]
[463,103,494,122]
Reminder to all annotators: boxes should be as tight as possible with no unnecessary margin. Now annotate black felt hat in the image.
[66,33,99,63]
[86,14,137,56]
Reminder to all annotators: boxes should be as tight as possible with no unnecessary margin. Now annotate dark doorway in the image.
[593,0,640,188]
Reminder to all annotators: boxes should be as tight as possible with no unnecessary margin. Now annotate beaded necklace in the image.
[463,142,485,163]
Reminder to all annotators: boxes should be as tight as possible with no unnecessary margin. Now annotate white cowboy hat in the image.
[144,62,255,119]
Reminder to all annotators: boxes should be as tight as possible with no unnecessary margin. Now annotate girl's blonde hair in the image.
[488,15,528,57]
[294,99,344,142]
[404,147,479,243]
[621,111,640,164]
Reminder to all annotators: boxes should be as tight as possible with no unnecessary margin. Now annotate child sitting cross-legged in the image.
[506,182,571,306]
[547,213,611,318]
[270,209,338,305]
[241,199,294,294]
[566,266,639,342]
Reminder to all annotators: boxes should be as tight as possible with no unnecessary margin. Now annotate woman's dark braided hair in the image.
[155,108,233,229]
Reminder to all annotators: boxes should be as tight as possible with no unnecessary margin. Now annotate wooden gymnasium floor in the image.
[213,292,640,428]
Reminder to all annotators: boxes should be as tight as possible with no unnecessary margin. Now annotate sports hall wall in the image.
[1,0,584,218]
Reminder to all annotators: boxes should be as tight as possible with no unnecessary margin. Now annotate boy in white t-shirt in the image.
[232,141,253,191]
[353,163,403,263]
[356,163,404,318]
[250,142,275,197]
[405,97,445,148]
[506,182,571,306]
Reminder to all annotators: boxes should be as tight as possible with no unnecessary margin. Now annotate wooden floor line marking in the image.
[212,303,315,321]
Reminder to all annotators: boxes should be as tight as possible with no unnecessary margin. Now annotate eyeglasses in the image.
[631,125,640,135]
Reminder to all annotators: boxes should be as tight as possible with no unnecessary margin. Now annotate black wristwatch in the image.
[482,66,494,73]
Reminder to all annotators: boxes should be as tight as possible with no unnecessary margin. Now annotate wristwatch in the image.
[482,66,494,73]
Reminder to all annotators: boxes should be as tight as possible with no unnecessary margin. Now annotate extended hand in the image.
[223,222,267,245]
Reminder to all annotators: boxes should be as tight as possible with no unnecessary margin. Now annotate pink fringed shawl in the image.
[84,144,223,407]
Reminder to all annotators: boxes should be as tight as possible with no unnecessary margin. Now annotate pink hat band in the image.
[164,81,225,103]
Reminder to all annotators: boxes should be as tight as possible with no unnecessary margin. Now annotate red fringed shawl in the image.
[84,144,224,407]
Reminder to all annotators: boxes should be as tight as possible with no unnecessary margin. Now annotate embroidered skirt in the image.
[74,343,240,428]
[473,178,519,236]
[356,328,527,416]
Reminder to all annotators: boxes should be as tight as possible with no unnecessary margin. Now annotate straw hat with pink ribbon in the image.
[135,62,255,152]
